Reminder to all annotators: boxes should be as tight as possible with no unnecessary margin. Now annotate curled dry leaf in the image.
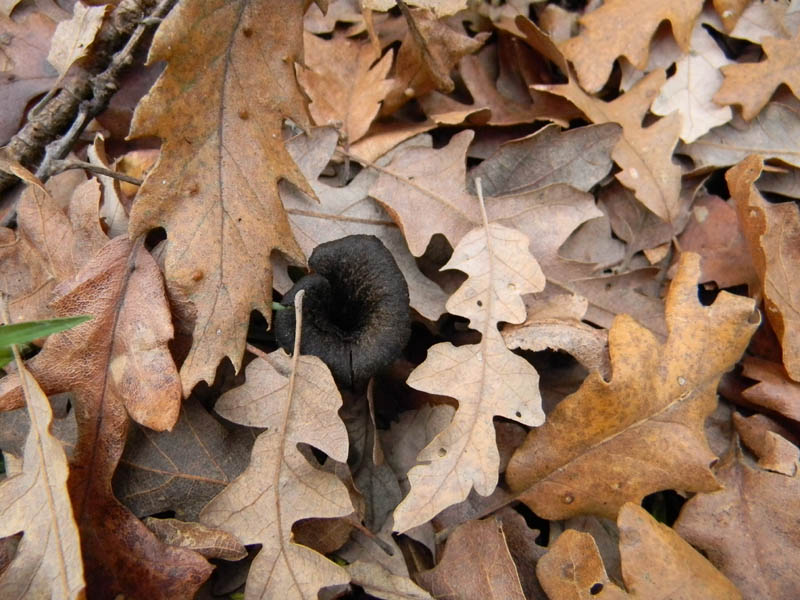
[560,0,704,93]
[347,561,434,600]
[728,154,800,381]
[143,517,247,562]
[732,412,799,476]
[129,0,312,395]
[740,357,800,422]
[0,237,210,598]
[675,441,800,599]
[0,354,84,599]
[537,503,742,599]
[416,518,525,600]
[46,2,107,76]
[393,220,545,532]
[200,341,354,598]
[506,253,758,521]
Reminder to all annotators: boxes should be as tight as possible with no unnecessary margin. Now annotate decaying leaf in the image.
[393,219,545,532]
[129,0,311,395]
[0,351,84,599]
[45,2,106,76]
[538,503,742,599]
[728,155,800,381]
[416,518,525,600]
[733,412,799,475]
[363,0,467,17]
[561,0,704,92]
[347,560,434,600]
[675,442,800,598]
[506,253,758,520]
[144,517,248,562]
[0,237,211,598]
[200,340,354,598]
[740,357,800,422]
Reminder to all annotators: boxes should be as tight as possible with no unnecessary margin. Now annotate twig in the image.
[48,159,143,186]
[0,0,175,197]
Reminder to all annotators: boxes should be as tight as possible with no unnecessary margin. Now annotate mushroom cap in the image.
[274,234,411,388]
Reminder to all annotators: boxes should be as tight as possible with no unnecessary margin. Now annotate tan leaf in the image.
[713,0,750,31]
[560,0,704,93]
[680,103,800,170]
[538,504,742,599]
[46,2,107,75]
[297,33,393,143]
[714,32,800,120]
[347,561,433,600]
[280,127,447,321]
[740,357,800,422]
[536,70,683,224]
[393,221,545,532]
[363,0,467,17]
[304,0,361,34]
[416,518,525,600]
[727,0,800,44]
[0,237,211,598]
[0,353,84,599]
[506,253,758,520]
[200,346,353,599]
[675,442,800,599]
[733,412,799,476]
[128,0,310,395]
[651,17,733,143]
[728,155,800,381]
[143,517,247,562]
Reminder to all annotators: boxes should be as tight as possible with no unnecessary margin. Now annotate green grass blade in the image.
[0,315,92,351]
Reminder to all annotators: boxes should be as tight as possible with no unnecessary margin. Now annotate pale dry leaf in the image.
[728,0,800,43]
[416,518,525,600]
[87,134,128,238]
[732,412,799,476]
[143,517,247,562]
[728,155,800,381]
[651,18,733,143]
[561,0,704,92]
[200,347,353,599]
[680,103,800,170]
[536,69,683,224]
[675,442,800,599]
[129,0,311,395]
[46,1,106,75]
[0,356,84,599]
[347,561,433,600]
[506,253,758,520]
[740,357,800,422]
[393,221,545,532]
[297,32,393,143]
[363,0,467,18]
[304,0,361,34]
[538,504,742,599]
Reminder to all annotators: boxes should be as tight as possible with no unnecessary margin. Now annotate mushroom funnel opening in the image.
[273,235,411,388]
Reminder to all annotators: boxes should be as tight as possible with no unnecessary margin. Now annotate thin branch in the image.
[48,159,143,186]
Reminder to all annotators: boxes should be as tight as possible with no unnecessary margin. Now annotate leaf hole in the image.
[476,300,483,307]
[515,411,521,418]
[438,447,447,457]
[590,583,603,595]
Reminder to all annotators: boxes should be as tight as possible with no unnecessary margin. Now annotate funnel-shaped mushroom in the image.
[274,235,411,388]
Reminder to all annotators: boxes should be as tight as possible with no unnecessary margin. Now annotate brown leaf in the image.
[729,155,800,381]
[347,561,434,600]
[200,348,353,598]
[46,2,106,76]
[393,221,545,532]
[506,253,758,520]
[713,0,750,31]
[0,236,211,598]
[560,0,704,93]
[304,0,362,35]
[714,32,800,120]
[143,517,247,562]
[416,518,525,600]
[740,357,800,422]
[675,442,800,599]
[536,70,684,224]
[0,11,57,145]
[733,412,799,475]
[297,32,393,143]
[468,123,621,197]
[0,355,85,599]
[495,507,548,599]
[538,503,742,599]
[129,0,311,395]
[363,0,467,16]
[681,103,800,170]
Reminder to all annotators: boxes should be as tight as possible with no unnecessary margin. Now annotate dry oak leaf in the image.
[733,412,799,476]
[347,561,433,600]
[506,252,758,521]
[0,11,57,145]
[143,517,247,562]
[680,102,800,170]
[727,0,800,44]
[46,1,107,76]
[561,0,704,93]
[0,355,84,599]
[416,518,526,600]
[297,32,393,144]
[651,17,734,143]
[538,503,742,599]
[392,221,545,532]
[363,0,466,17]
[536,69,684,224]
[128,0,311,395]
[675,441,800,599]
[200,349,354,599]
[714,31,800,120]
[0,237,211,598]
[740,357,800,422]
[728,154,800,381]
[713,0,751,31]
[279,127,447,320]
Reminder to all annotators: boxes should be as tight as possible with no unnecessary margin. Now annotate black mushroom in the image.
[273,234,411,388]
